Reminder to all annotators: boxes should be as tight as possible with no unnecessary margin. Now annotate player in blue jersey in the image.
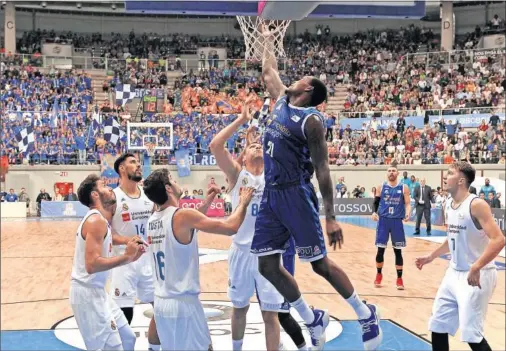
[371,164,411,290]
[250,26,382,350]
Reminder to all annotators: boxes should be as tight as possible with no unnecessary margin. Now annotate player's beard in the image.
[127,170,142,182]
[99,192,116,209]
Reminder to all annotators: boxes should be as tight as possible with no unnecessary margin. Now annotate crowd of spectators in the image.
[2,23,506,167]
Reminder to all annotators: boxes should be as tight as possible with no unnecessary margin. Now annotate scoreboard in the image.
[142,89,165,113]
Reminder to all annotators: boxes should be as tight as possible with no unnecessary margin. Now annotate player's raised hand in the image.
[326,219,344,250]
[239,187,256,207]
[415,255,434,270]
[206,185,221,200]
[467,265,482,289]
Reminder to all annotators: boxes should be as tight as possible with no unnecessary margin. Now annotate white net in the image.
[236,16,291,61]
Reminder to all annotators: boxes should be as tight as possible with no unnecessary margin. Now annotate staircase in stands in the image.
[88,70,110,106]
[326,84,348,116]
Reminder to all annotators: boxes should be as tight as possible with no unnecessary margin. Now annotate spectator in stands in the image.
[487,192,501,208]
[336,186,348,198]
[63,190,78,201]
[18,187,30,210]
[4,189,18,202]
[480,178,496,198]
[335,177,346,194]
[36,188,52,216]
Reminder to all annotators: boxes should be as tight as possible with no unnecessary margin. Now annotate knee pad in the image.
[376,247,386,263]
[121,307,134,325]
[393,248,403,266]
[118,324,136,351]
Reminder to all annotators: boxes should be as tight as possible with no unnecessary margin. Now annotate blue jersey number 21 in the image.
[153,251,165,281]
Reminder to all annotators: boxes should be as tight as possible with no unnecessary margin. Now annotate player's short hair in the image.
[114,153,136,175]
[78,174,100,207]
[450,161,476,186]
[143,169,172,206]
[309,77,327,107]
[389,161,399,169]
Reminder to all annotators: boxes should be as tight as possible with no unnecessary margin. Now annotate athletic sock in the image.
[232,339,243,351]
[298,345,309,350]
[291,297,315,324]
[345,291,371,320]
[148,343,160,351]
[397,269,403,278]
[377,267,382,274]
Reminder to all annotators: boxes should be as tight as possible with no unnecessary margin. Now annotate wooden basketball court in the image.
[1,218,504,350]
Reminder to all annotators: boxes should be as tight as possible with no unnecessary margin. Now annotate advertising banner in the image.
[179,198,225,217]
[317,197,445,226]
[318,198,375,216]
[339,113,505,130]
[41,201,88,218]
[100,154,120,189]
[492,208,506,234]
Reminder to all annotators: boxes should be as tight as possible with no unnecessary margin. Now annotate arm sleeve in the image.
[373,196,381,213]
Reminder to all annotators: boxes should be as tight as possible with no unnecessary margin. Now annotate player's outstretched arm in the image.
[305,115,345,249]
[84,215,144,274]
[197,186,220,215]
[305,115,335,221]
[261,26,287,101]
[470,198,506,270]
[209,96,255,187]
[173,187,255,240]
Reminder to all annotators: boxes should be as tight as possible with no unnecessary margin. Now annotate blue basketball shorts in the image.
[375,217,406,249]
[251,183,327,262]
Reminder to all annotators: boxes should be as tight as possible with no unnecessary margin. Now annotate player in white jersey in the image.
[70,174,145,351]
[109,153,160,351]
[210,95,308,351]
[143,168,255,351]
[416,162,505,351]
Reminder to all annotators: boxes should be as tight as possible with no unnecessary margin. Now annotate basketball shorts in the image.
[228,243,285,312]
[429,267,497,343]
[110,254,154,307]
[252,183,327,263]
[375,217,406,249]
[70,281,128,350]
[154,295,212,351]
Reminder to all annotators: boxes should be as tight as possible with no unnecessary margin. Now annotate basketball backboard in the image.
[124,1,426,19]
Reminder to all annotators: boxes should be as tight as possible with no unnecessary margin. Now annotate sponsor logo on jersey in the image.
[291,115,301,122]
[122,213,131,222]
[122,203,129,211]
[114,288,120,297]
[242,177,249,186]
[313,246,321,256]
[53,301,342,350]
[110,320,116,331]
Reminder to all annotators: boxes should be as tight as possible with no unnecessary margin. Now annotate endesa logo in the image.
[122,213,131,222]
[179,199,225,217]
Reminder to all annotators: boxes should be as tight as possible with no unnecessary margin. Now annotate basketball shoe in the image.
[305,308,329,351]
[374,273,383,287]
[359,304,382,350]
[396,277,405,290]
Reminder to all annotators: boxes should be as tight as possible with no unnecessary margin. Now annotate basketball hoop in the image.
[236,16,291,61]
[146,143,156,158]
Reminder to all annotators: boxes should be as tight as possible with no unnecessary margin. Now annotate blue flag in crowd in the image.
[175,149,191,177]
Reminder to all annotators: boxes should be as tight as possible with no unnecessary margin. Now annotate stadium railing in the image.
[338,106,506,119]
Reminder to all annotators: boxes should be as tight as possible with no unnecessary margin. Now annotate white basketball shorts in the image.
[429,267,497,343]
[228,243,285,312]
[154,295,212,351]
[70,281,128,350]
[110,254,154,307]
